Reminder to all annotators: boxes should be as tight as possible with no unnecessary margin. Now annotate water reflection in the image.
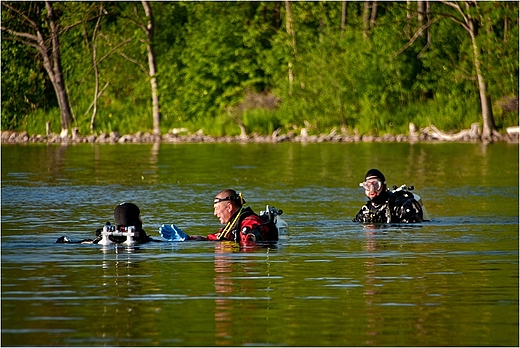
[362,224,382,345]
[360,223,434,345]
[97,245,148,344]
[212,242,277,345]
[214,242,235,346]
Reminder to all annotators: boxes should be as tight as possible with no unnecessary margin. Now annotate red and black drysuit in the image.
[205,206,278,244]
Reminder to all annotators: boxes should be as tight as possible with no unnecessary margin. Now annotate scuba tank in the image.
[259,205,289,239]
[392,185,431,221]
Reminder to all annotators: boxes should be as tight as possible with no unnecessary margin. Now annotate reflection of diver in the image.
[160,190,287,246]
[56,202,158,244]
[99,242,146,343]
[213,242,235,346]
[353,169,430,223]
[212,242,274,345]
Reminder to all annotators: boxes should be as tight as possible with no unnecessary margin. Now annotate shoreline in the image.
[1,128,519,145]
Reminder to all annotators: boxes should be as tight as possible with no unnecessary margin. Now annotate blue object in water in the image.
[159,224,189,241]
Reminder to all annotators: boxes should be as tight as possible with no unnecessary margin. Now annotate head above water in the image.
[365,169,386,183]
[213,189,245,206]
[213,189,245,225]
[362,169,387,201]
[114,202,142,228]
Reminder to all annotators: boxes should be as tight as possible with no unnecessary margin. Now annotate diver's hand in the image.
[188,235,208,241]
[56,236,71,243]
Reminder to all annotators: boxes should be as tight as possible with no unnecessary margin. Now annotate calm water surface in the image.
[1,142,518,346]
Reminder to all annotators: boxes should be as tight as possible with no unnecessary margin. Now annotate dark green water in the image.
[1,142,518,346]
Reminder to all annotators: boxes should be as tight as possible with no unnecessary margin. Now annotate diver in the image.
[353,169,429,223]
[56,202,153,244]
[160,189,279,244]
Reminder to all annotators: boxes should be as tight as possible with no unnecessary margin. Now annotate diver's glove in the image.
[56,236,72,243]
[159,224,189,241]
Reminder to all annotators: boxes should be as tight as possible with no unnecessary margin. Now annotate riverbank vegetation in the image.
[2,1,518,141]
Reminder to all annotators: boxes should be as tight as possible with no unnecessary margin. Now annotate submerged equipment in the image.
[98,223,140,245]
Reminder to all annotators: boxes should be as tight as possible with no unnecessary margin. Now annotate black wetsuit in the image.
[353,190,424,223]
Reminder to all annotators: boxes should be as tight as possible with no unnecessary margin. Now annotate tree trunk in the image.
[285,0,296,95]
[417,1,425,25]
[469,30,496,138]
[417,0,425,35]
[89,4,103,133]
[45,2,73,137]
[441,1,498,139]
[362,1,370,39]
[370,1,378,29]
[142,1,160,136]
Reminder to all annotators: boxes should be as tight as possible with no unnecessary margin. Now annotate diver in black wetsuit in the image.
[353,169,426,223]
[56,202,152,244]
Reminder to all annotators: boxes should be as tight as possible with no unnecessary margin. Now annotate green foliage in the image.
[24,108,62,135]
[1,40,54,130]
[2,1,518,137]
[477,2,519,99]
[243,109,281,135]
[405,92,479,131]
[176,2,277,123]
[1,3,59,131]
[186,113,240,137]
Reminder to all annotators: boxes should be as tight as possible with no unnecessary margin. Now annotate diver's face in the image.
[213,198,233,224]
[363,176,383,200]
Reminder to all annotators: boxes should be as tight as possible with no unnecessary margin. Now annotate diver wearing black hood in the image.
[56,202,152,244]
[94,202,151,244]
[353,169,425,223]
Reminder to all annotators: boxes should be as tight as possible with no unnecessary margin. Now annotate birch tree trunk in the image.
[370,1,378,29]
[89,4,103,133]
[142,1,160,136]
[363,1,370,39]
[285,0,296,95]
[441,1,497,139]
[417,0,425,29]
[469,30,496,138]
[45,2,74,137]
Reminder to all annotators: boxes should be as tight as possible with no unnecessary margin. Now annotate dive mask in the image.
[360,179,383,191]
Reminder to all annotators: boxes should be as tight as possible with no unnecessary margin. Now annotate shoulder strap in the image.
[217,207,255,241]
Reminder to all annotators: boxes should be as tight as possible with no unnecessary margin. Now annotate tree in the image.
[141,1,160,136]
[86,3,106,133]
[114,1,161,135]
[363,1,378,39]
[74,2,136,134]
[2,1,74,137]
[1,1,517,138]
[395,1,511,138]
[284,1,296,94]
[440,1,498,139]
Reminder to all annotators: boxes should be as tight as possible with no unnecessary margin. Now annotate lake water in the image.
[1,142,518,346]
